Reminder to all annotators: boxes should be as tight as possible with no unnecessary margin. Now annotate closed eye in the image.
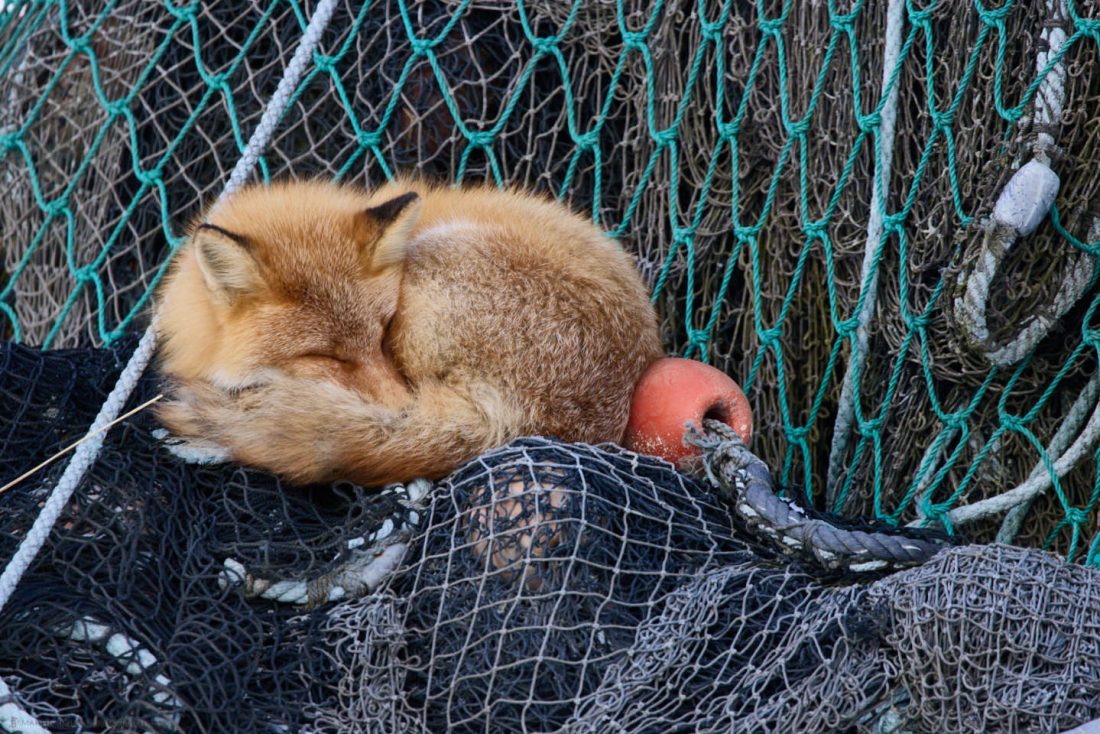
[298,353,353,367]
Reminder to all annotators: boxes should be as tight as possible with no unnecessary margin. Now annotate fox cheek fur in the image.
[155,179,664,486]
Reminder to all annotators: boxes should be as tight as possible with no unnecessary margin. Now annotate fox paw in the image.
[152,428,232,465]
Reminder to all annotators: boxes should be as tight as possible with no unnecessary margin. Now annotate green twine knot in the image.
[907,312,931,330]
[1065,507,1089,525]
[857,112,881,133]
[621,31,645,50]
[529,37,556,54]
[43,200,66,218]
[687,328,709,350]
[67,36,91,55]
[829,11,856,31]
[758,16,784,35]
[73,265,96,283]
[357,131,381,147]
[759,325,782,345]
[785,425,809,441]
[652,128,676,146]
[313,53,337,73]
[465,131,493,147]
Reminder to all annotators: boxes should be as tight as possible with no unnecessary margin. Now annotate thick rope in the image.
[825,0,905,505]
[693,421,950,575]
[218,479,432,606]
[950,0,1095,369]
[0,2,341,728]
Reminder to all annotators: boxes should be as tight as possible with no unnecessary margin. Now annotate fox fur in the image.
[155,178,664,486]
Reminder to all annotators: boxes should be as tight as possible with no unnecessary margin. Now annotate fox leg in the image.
[157,378,521,486]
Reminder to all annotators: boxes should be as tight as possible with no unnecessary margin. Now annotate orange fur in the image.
[155,178,663,486]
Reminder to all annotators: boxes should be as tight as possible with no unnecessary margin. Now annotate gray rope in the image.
[693,420,950,575]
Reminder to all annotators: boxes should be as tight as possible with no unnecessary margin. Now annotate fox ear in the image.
[355,191,421,272]
[191,224,259,301]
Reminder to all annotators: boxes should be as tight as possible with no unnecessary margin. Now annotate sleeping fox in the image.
[155,178,663,486]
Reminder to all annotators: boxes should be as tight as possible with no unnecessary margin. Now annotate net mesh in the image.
[3,0,1100,551]
[2,340,1100,732]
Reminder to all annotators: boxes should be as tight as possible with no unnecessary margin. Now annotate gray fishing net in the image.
[5,0,1100,553]
[2,339,1100,733]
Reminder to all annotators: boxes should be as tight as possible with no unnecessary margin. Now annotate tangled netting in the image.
[4,0,1100,556]
[4,339,1100,733]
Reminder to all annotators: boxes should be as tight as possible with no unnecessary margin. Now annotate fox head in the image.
[156,180,421,405]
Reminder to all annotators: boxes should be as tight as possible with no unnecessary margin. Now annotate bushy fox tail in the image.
[159,377,523,488]
[334,381,522,486]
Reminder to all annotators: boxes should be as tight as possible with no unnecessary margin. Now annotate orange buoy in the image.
[624,357,752,468]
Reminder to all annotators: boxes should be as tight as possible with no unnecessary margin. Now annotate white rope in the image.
[0,1,341,728]
[951,0,1088,369]
[996,371,1100,540]
[218,479,431,605]
[62,617,184,733]
[931,372,1100,529]
[825,0,905,504]
[0,323,158,615]
[0,678,49,734]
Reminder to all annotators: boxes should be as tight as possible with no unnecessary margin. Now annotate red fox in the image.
[155,179,663,486]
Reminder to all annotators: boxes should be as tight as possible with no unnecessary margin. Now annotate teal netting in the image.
[3,0,1100,557]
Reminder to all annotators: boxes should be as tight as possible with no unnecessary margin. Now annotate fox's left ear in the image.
[355,191,422,272]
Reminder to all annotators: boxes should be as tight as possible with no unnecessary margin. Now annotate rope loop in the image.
[690,421,954,576]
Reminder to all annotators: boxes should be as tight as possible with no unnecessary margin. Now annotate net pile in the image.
[2,339,1100,733]
[4,0,1100,554]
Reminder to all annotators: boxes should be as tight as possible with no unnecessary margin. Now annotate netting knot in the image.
[620,31,646,51]
[67,36,91,55]
[757,16,784,35]
[906,312,931,330]
[972,4,1013,26]
[785,425,809,442]
[1072,16,1100,34]
[205,73,229,92]
[466,131,493,147]
[42,199,66,218]
[357,131,382,147]
[998,413,1025,432]
[857,112,881,133]
[786,118,810,136]
[652,128,676,147]
[1065,507,1089,526]
[686,328,709,351]
[103,99,128,117]
[408,38,433,55]
[134,168,160,186]
[758,325,782,345]
[829,10,856,32]
[573,130,598,149]
[312,52,337,73]
[931,110,954,132]
[529,37,556,54]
